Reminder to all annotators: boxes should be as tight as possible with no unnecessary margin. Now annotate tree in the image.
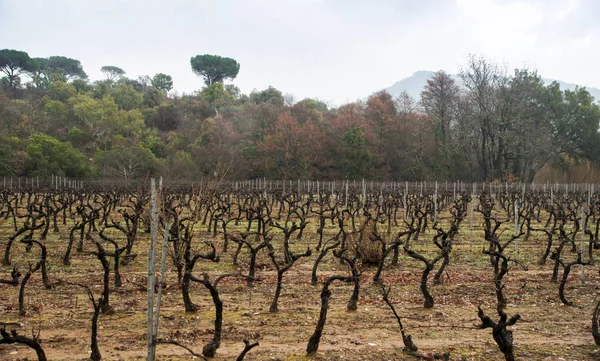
[33,56,86,88]
[25,133,90,177]
[151,73,173,92]
[190,54,240,85]
[555,87,600,162]
[249,86,284,107]
[459,55,504,181]
[100,66,125,82]
[94,144,158,180]
[200,82,235,115]
[109,84,142,111]
[256,112,328,179]
[341,126,370,179]
[0,49,38,93]
[421,71,460,178]
[421,71,459,149]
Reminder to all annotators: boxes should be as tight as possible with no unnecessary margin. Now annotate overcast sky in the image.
[1,0,599,105]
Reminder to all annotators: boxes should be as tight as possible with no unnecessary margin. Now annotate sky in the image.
[1,0,599,106]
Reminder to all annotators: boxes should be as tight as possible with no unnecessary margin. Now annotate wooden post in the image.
[581,206,586,285]
[453,181,456,200]
[362,179,366,204]
[434,181,438,224]
[152,223,171,355]
[470,187,475,252]
[514,201,519,259]
[345,181,348,208]
[403,189,407,222]
[147,179,159,361]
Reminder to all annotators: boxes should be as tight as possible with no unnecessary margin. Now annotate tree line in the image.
[1,49,599,182]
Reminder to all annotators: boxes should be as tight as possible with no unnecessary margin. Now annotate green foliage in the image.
[100,65,125,81]
[91,79,112,99]
[143,87,165,108]
[250,86,284,107]
[33,56,86,88]
[71,94,118,127]
[0,136,24,176]
[190,54,240,85]
[142,131,166,157]
[560,87,600,160]
[151,73,173,92]
[71,79,91,93]
[149,102,180,131]
[25,133,90,177]
[47,80,76,102]
[67,127,90,148]
[341,126,370,179]
[43,97,69,125]
[109,84,142,110]
[0,49,599,182]
[201,82,235,114]
[0,49,38,91]
[94,144,158,180]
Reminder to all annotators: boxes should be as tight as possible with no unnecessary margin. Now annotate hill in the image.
[383,70,600,103]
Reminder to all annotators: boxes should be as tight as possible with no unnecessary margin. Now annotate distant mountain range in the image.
[382,70,600,103]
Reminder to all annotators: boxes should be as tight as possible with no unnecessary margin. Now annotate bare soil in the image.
[1,222,600,361]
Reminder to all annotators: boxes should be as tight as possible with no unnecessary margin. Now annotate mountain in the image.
[382,70,600,103]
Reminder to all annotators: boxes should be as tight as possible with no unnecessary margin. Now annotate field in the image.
[1,183,600,361]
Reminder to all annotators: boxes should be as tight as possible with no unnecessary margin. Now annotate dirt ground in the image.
[2,220,600,361]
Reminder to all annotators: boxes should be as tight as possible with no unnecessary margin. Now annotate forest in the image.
[1,49,600,183]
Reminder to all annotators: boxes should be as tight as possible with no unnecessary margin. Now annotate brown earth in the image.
[1,220,600,361]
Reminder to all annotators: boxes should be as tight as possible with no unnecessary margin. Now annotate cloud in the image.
[0,0,598,105]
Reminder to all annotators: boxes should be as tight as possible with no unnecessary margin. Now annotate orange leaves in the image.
[255,112,329,179]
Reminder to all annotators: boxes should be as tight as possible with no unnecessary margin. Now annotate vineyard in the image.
[1,179,600,361]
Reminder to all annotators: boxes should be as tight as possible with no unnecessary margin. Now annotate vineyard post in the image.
[470,184,475,252]
[362,179,366,204]
[514,201,519,259]
[152,224,171,353]
[147,178,158,361]
[453,181,456,200]
[434,181,438,224]
[403,189,407,222]
[345,181,348,208]
[581,206,586,285]
[588,185,591,207]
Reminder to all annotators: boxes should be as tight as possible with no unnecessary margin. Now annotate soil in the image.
[1,218,600,361]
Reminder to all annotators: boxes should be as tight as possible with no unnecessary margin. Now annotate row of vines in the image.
[1,180,600,360]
